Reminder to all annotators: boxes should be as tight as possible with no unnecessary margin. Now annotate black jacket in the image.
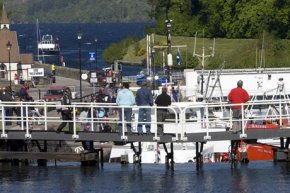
[155,92,171,107]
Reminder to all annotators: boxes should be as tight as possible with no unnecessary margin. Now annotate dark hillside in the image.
[5,0,152,23]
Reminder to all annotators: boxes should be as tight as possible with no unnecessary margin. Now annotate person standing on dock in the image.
[51,64,56,76]
[155,87,171,135]
[228,80,249,133]
[116,82,135,135]
[56,89,73,133]
[136,81,153,135]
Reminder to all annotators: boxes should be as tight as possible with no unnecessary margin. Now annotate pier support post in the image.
[37,140,48,166]
[195,142,204,170]
[162,142,174,169]
[100,148,104,167]
[131,142,142,164]
[230,140,239,169]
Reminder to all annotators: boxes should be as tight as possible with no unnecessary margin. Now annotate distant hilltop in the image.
[6,0,152,23]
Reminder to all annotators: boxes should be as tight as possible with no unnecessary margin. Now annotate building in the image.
[0,5,33,84]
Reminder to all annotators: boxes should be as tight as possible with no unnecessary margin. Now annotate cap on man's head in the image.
[237,80,243,87]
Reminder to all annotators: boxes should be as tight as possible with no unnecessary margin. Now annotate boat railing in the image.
[1,99,290,141]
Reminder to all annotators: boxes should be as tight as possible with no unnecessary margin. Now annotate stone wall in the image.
[33,62,88,80]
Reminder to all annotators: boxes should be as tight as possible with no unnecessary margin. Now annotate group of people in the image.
[115,78,249,135]
[0,83,42,126]
[116,81,172,135]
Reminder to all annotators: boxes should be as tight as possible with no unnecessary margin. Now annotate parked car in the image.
[87,70,107,86]
[42,86,71,101]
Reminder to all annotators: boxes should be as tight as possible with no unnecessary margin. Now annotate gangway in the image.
[1,99,290,167]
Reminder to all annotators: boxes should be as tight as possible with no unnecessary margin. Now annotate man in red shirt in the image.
[228,80,249,133]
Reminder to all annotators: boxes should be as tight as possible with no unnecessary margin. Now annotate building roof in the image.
[21,53,33,64]
[0,5,9,25]
[0,28,21,63]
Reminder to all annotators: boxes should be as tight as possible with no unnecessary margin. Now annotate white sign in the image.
[81,73,88,80]
[106,77,112,83]
[90,78,98,83]
[91,72,97,78]
[28,68,44,77]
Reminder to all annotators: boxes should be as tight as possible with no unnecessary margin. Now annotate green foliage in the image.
[103,36,139,64]
[119,34,290,71]
[150,0,290,39]
[7,0,152,23]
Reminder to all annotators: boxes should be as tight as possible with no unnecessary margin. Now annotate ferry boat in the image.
[109,66,290,164]
[37,34,60,55]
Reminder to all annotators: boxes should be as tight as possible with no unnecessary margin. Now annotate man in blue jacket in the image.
[116,82,135,135]
[136,80,153,135]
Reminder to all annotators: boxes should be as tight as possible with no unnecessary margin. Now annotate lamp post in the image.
[77,28,83,101]
[166,19,173,82]
[94,37,98,70]
[151,47,155,91]
[6,41,12,89]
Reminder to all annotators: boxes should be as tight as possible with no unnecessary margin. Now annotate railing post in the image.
[121,106,127,140]
[1,105,7,138]
[204,104,211,141]
[279,99,282,127]
[44,101,48,131]
[240,103,247,138]
[20,101,24,130]
[153,105,160,141]
[72,104,79,139]
[25,103,31,139]
[90,103,94,131]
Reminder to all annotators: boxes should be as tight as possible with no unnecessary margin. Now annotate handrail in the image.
[1,99,290,141]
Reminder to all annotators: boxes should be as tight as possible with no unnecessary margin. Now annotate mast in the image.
[36,19,45,63]
[36,18,39,62]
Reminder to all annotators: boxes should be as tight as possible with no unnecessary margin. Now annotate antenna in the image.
[211,38,215,57]
[193,31,215,70]
[193,32,197,56]
[259,31,265,68]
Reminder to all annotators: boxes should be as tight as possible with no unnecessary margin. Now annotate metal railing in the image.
[1,98,290,141]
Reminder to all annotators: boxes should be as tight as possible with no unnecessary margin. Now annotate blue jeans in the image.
[137,108,151,134]
[118,107,133,134]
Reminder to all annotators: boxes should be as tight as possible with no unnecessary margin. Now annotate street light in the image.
[151,47,156,91]
[6,41,12,89]
[94,37,98,70]
[166,19,173,82]
[77,28,83,101]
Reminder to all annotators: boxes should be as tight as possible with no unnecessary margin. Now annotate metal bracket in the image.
[121,136,128,141]
[240,133,247,138]
[181,136,188,141]
[72,134,79,140]
[1,133,7,138]
[204,135,212,141]
[153,136,160,141]
[25,133,32,139]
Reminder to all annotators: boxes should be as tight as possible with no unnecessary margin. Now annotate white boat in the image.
[110,66,290,164]
[38,34,60,55]
[110,141,231,164]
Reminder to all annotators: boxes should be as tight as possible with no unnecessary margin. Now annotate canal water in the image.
[1,161,290,193]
